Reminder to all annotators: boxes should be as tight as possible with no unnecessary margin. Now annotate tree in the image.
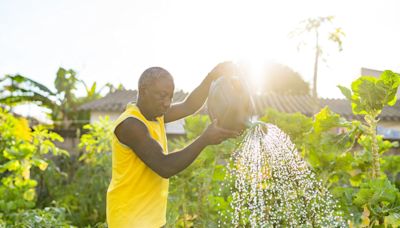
[290,16,345,99]
[0,74,55,111]
[263,63,310,95]
[0,68,112,129]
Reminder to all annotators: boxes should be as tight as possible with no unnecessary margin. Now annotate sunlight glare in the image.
[235,56,270,94]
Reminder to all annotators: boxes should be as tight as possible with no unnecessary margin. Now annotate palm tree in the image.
[0,67,111,129]
[290,16,345,100]
[0,74,56,111]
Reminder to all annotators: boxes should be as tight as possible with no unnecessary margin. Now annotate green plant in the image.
[0,108,72,225]
[167,115,240,227]
[337,70,400,226]
[50,117,113,226]
[339,70,400,178]
[0,68,115,130]
[6,207,74,228]
[0,108,67,213]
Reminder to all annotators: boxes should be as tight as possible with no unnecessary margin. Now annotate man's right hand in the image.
[206,61,238,81]
[200,120,241,145]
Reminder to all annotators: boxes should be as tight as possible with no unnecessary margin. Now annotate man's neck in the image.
[136,99,156,121]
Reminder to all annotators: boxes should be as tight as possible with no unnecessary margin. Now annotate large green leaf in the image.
[380,70,400,105]
[337,85,352,100]
[0,94,55,108]
[55,67,78,94]
[11,74,55,95]
[313,106,348,133]
[385,213,400,227]
[340,70,400,116]
[354,178,399,206]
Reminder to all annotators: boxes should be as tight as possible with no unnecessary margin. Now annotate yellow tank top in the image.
[107,104,169,228]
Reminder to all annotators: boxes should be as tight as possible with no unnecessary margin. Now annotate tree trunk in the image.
[312,30,320,113]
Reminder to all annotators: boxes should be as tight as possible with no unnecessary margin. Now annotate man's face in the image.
[142,77,175,118]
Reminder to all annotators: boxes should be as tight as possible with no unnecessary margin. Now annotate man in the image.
[106,62,240,227]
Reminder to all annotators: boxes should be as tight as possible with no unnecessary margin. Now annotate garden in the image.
[0,70,399,227]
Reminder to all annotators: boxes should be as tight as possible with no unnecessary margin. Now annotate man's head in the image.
[137,67,175,119]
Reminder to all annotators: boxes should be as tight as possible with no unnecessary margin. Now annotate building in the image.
[80,87,400,141]
[79,89,189,138]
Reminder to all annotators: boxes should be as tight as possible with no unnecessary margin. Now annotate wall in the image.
[90,111,186,136]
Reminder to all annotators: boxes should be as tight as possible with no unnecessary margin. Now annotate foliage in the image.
[382,155,400,187]
[0,68,120,130]
[0,74,55,110]
[353,179,400,226]
[167,69,400,226]
[256,71,400,226]
[0,108,71,225]
[261,106,400,226]
[339,70,400,178]
[0,108,66,212]
[262,63,310,95]
[40,117,113,227]
[2,69,400,227]
[5,207,74,228]
[259,108,313,145]
[338,70,400,116]
[78,116,113,163]
[167,115,241,227]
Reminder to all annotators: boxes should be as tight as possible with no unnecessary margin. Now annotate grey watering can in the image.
[207,76,253,131]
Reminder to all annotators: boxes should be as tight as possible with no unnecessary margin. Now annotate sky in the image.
[1,0,400,120]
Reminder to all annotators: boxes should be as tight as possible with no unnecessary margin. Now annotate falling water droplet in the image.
[224,123,346,227]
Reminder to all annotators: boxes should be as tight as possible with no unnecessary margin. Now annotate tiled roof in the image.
[79,90,400,121]
[79,89,188,112]
[321,98,400,121]
[255,93,400,121]
[321,99,400,121]
[253,94,318,116]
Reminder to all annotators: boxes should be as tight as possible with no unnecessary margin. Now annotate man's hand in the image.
[165,61,239,123]
[200,120,241,145]
[207,61,238,81]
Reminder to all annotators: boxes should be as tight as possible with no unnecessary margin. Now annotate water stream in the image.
[222,123,346,227]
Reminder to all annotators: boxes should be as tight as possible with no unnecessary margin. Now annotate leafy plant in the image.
[0,108,72,225]
[0,108,67,213]
[0,68,117,130]
[167,115,240,227]
[339,70,400,178]
[0,74,55,110]
[50,117,113,226]
[6,207,74,228]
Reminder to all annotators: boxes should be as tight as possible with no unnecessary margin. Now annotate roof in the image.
[79,89,188,112]
[80,90,400,121]
[253,94,318,116]
[255,93,400,121]
[321,98,400,121]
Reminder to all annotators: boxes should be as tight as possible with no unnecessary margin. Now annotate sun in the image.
[234,57,270,95]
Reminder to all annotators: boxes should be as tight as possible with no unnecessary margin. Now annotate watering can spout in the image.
[245,119,268,134]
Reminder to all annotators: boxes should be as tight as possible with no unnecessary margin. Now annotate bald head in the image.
[137,67,175,119]
[138,67,174,92]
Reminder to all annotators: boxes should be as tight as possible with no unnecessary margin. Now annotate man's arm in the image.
[164,62,237,123]
[114,117,237,178]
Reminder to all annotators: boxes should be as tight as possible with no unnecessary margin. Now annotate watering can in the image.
[207,75,253,131]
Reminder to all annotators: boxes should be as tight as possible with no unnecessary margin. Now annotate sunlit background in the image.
[1,0,400,121]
